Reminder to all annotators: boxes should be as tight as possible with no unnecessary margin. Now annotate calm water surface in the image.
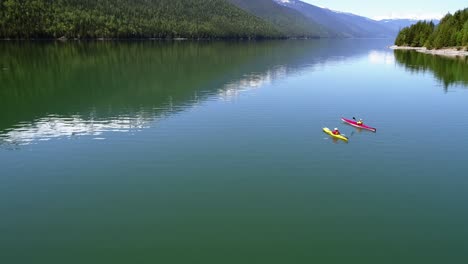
[1,39,468,263]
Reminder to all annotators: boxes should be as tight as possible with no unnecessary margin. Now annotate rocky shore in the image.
[389,45,468,57]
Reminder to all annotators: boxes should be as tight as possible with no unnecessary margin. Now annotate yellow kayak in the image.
[323,127,348,142]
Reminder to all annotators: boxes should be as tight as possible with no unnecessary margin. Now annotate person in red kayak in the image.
[332,128,340,135]
[357,119,363,125]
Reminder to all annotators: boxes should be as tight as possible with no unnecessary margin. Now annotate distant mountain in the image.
[226,0,333,37]
[273,0,397,38]
[378,19,440,34]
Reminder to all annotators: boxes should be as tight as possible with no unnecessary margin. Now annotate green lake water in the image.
[1,39,468,263]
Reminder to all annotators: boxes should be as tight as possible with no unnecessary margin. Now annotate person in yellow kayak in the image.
[332,128,341,135]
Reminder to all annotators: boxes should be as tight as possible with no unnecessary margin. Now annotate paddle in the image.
[352,117,376,132]
[353,116,362,125]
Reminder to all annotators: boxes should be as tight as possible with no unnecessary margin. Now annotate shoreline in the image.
[389,45,468,57]
[0,36,326,41]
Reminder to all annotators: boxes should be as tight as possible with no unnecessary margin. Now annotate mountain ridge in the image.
[273,0,397,37]
[0,0,427,39]
[226,0,334,37]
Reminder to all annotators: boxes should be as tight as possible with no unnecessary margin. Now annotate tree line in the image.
[0,0,282,39]
[395,8,468,49]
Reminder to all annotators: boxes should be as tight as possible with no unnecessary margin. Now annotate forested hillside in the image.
[227,0,331,37]
[0,0,281,39]
[395,8,468,49]
[0,0,422,40]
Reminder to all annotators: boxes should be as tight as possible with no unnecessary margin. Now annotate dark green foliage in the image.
[395,8,468,49]
[0,0,282,39]
[394,21,435,47]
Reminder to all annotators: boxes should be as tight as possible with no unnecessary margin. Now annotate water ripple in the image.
[0,113,152,147]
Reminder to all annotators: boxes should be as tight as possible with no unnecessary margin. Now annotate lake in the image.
[1,39,468,263]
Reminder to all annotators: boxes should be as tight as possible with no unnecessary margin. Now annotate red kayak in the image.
[341,117,377,132]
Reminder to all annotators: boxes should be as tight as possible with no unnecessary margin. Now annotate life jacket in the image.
[333,130,340,135]
[357,121,363,125]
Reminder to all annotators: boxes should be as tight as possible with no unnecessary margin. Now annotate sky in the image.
[301,0,465,20]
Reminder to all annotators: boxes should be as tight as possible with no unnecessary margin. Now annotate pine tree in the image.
[395,8,468,49]
[0,0,284,39]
